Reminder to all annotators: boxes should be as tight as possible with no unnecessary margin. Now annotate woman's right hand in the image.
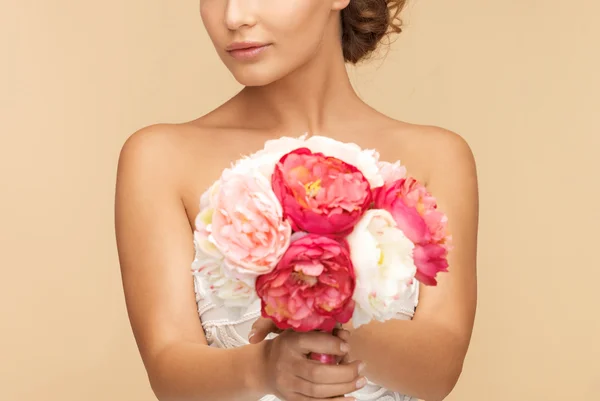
[256,326,366,401]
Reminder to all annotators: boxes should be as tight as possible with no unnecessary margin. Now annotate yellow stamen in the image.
[294,271,318,286]
[304,179,322,198]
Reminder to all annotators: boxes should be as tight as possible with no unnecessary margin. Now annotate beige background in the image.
[2,0,599,400]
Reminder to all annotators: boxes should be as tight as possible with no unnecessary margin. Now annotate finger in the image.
[333,329,354,364]
[290,394,355,401]
[333,328,351,343]
[294,374,367,399]
[339,352,351,365]
[295,359,365,385]
[288,395,355,401]
[294,331,350,356]
[248,318,280,343]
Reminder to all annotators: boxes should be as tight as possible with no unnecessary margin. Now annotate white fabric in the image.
[193,274,419,401]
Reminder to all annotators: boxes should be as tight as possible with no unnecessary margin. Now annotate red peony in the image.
[271,148,372,236]
[256,234,356,332]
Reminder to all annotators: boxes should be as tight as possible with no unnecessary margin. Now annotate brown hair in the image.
[341,0,407,64]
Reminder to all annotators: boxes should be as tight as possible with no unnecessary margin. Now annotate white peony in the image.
[377,160,407,184]
[229,135,306,179]
[191,239,257,308]
[347,209,419,328]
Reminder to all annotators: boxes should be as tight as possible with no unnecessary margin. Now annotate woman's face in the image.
[200,0,349,86]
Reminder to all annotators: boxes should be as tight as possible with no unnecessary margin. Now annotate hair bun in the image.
[341,0,406,64]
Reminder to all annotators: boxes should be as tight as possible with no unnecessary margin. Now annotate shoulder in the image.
[392,122,479,226]
[115,120,249,219]
[116,122,213,194]
[116,121,223,177]
[118,123,180,164]
[118,123,194,165]
[385,121,477,187]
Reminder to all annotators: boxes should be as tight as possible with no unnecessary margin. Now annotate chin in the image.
[228,61,296,87]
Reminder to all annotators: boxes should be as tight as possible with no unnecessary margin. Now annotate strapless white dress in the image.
[193,274,419,401]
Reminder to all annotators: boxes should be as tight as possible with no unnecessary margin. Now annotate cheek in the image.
[199,1,223,45]
[266,0,319,26]
[266,0,330,47]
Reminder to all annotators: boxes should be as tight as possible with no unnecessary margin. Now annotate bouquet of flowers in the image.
[192,135,452,363]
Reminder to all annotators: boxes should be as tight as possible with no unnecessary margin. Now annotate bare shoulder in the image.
[118,123,201,174]
[116,122,230,192]
[118,123,182,177]
[410,124,478,203]
[381,121,477,187]
[116,120,263,226]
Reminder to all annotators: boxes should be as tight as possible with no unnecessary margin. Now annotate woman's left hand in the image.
[333,326,354,365]
[249,318,355,357]
[248,318,282,343]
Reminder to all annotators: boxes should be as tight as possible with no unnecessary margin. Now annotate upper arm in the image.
[114,125,207,370]
[413,128,479,350]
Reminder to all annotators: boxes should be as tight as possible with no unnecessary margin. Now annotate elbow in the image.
[149,381,169,401]
[145,348,190,401]
[424,359,464,401]
[148,372,191,401]
[147,369,176,401]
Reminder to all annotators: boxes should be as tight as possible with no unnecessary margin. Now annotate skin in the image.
[114,1,478,401]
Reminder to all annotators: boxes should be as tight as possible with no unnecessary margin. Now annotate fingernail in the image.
[248,329,256,341]
[356,377,367,389]
[340,342,350,353]
[358,362,366,373]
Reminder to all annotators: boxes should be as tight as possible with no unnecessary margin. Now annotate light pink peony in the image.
[211,170,292,276]
[271,148,372,236]
[192,182,258,307]
[256,234,356,332]
[374,177,452,286]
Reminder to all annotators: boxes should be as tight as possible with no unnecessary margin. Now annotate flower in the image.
[272,148,372,235]
[374,177,452,285]
[191,170,292,306]
[232,134,383,187]
[230,140,302,180]
[192,237,257,308]
[346,209,419,327]
[256,234,356,332]
[192,184,258,307]
[194,182,222,259]
[210,169,292,276]
[378,160,407,185]
[302,136,383,188]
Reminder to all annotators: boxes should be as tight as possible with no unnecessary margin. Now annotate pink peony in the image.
[374,177,452,286]
[210,170,292,276]
[271,148,372,236]
[256,234,356,332]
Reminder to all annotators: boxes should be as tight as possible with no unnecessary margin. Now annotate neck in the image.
[236,17,364,136]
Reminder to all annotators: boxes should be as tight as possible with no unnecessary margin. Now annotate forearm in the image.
[147,341,268,401]
[347,320,467,401]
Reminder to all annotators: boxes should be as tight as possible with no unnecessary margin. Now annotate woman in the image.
[114,1,478,400]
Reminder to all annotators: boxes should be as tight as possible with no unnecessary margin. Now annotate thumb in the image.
[248,317,280,344]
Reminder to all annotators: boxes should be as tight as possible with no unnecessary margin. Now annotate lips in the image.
[226,42,271,60]
[226,42,268,51]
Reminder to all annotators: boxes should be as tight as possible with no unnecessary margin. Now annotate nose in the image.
[225,0,258,30]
